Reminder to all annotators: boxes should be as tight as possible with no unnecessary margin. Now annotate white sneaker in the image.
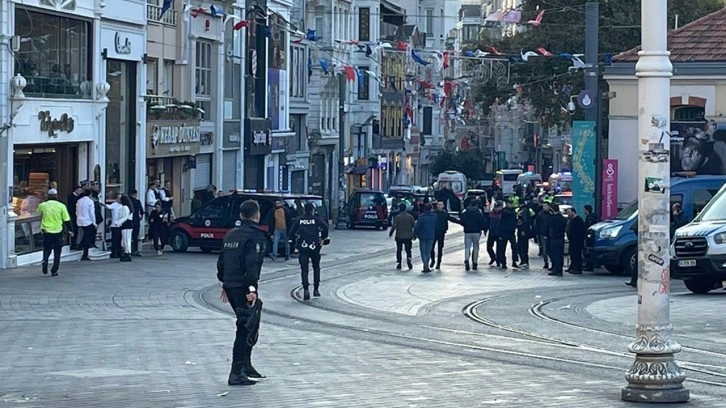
[157,250,162,255]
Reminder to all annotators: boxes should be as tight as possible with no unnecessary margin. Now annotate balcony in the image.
[147,3,177,25]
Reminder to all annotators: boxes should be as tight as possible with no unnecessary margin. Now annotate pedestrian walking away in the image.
[37,188,73,276]
[129,190,145,256]
[217,200,268,386]
[459,199,486,271]
[66,184,83,250]
[487,202,502,266]
[496,201,518,269]
[289,203,329,300]
[534,202,552,270]
[430,201,458,270]
[75,189,97,261]
[565,208,586,274]
[118,195,135,262]
[516,201,536,268]
[107,194,123,259]
[414,203,437,273]
[267,199,292,261]
[548,204,568,276]
[389,203,415,270]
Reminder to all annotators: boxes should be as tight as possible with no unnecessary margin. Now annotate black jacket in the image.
[216,219,267,290]
[459,205,486,233]
[516,207,535,238]
[488,211,502,237]
[566,215,586,246]
[584,213,599,229]
[534,210,550,237]
[289,214,329,250]
[433,209,457,233]
[548,212,568,242]
[499,208,517,238]
[67,193,80,219]
[131,197,144,226]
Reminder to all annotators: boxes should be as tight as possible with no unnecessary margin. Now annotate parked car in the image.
[168,191,328,254]
[346,189,388,230]
[585,175,725,277]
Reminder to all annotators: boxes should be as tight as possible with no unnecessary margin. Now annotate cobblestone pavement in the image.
[2,225,725,407]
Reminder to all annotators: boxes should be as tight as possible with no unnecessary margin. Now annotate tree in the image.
[430,148,486,180]
[471,0,723,125]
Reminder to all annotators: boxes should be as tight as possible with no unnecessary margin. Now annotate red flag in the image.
[442,52,450,69]
[419,81,433,89]
[190,7,205,18]
[292,36,303,44]
[490,47,503,55]
[343,66,356,82]
[233,20,248,31]
[536,47,553,57]
[396,41,408,50]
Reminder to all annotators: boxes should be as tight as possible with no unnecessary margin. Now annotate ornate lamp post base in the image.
[622,354,689,402]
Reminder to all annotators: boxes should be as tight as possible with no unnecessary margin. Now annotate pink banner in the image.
[601,159,618,219]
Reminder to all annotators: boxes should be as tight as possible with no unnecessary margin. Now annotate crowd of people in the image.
[389,190,601,276]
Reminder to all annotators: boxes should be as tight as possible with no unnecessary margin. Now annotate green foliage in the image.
[430,148,486,180]
[471,0,723,125]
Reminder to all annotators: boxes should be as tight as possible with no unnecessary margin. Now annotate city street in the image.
[2,224,725,407]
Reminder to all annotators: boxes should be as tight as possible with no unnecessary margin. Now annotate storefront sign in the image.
[245,117,272,155]
[114,32,131,55]
[100,27,145,61]
[222,122,241,149]
[38,111,74,137]
[601,159,618,219]
[147,121,201,158]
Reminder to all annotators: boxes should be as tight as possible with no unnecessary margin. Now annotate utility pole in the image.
[253,1,267,118]
[584,2,601,216]
[621,0,688,403]
[335,73,348,229]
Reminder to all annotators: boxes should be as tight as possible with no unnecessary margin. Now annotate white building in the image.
[0,0,147,268]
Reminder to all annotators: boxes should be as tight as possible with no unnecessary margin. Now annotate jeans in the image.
[430,232,445,267]
[419,239,435,270]
[299,248,321,289]
[272,229,290,259]
[538,234,549,266]
[42,232,63,273]
[464,232,481,264]
[395,238,412,264]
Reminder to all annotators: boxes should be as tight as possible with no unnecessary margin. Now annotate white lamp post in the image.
[621,1,688,402]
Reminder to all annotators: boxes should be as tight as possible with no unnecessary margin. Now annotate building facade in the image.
[0,0,147,268]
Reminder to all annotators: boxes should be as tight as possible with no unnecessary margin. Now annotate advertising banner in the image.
[571,121,596,213]
[601,159,618,219]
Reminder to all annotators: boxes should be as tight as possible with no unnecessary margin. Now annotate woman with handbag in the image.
[118,195,135,262]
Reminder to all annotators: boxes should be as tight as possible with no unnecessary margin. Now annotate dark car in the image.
[168,191,328,254]
[346,189,388,230]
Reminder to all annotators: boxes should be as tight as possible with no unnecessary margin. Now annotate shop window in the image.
[105,60,137,202]
[14,8,92,98]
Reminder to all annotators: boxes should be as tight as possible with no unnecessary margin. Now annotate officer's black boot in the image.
[242,351,265,379]
[228,362,256,386]
[303,288,310,300]
[313,285,320,297]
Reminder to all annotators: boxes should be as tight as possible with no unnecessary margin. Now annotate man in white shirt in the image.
[146,180,159,215]
[75,190,97,261]
[107,194,123,258]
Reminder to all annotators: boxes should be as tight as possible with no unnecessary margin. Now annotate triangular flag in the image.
[411,49,429,66]
[528,10,545,26]
[319,59,329,75]
[536,47,554,57]
[190,7,204,18]
[233,20,248,31]
[521,50,539,61]
[443,52,450,69]
[159,0,172,19]
[344,66,356,82]
[209,5,225,17]
[503,10,521,24]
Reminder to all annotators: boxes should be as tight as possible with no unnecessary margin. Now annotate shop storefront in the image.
[146,120,202,216]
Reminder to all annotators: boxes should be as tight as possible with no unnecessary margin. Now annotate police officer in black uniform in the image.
[217,200,267,386]
[289,203,329,300]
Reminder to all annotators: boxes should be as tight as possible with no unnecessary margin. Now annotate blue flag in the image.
[159,0,172,18]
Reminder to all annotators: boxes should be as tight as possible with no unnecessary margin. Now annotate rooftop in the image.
[613,7,726,63]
